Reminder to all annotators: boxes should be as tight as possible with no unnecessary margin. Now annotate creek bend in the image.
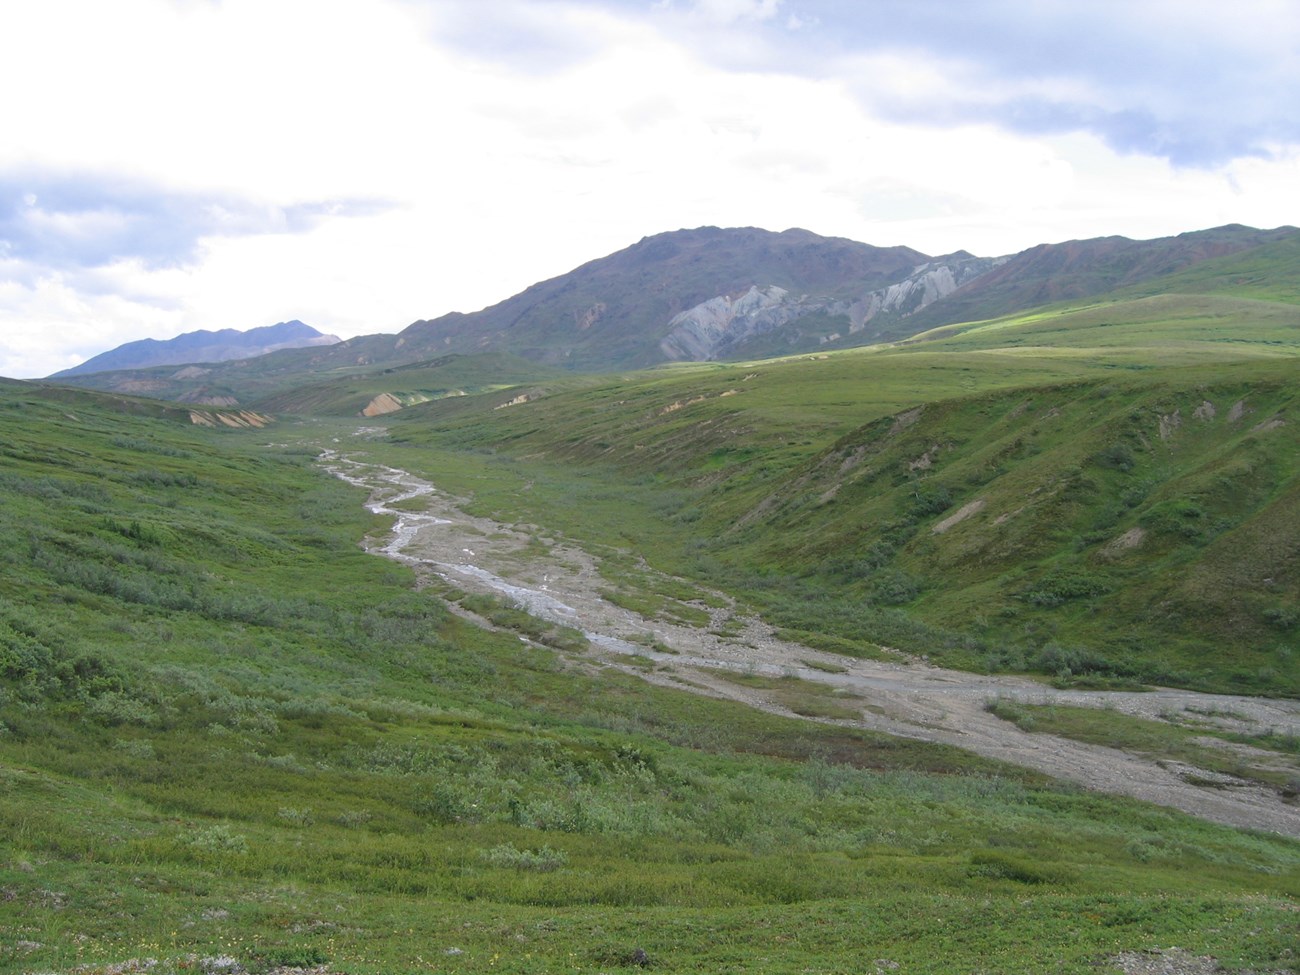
[322,447,1300,837]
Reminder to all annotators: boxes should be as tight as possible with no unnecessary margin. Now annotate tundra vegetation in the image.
[3,243,1300,973]
[380,354,1300,697]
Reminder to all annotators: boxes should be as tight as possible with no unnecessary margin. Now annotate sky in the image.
[2,0,1299,378]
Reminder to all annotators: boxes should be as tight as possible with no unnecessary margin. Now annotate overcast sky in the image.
[3,0,1299,378]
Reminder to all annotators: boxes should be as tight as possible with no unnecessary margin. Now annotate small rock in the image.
[1110,947,1220,974]
[200,955,243,974]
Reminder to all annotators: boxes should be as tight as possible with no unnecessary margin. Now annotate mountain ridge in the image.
[394,225,934,369]
[41,223,1300,406]
[900,224,1299,331]
[50,319,341,378]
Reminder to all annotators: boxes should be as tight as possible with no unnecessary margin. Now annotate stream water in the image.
[321,445,1300,836]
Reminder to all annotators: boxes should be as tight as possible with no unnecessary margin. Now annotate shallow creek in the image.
[321,446,1300,837]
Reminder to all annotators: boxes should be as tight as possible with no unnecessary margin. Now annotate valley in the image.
[322,440,1300,836]
[5,222,1300,974]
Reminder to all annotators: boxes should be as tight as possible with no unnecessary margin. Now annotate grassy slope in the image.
[381,327,1300,695]
[248,353,569,417]
[894,225,1299,335]
[722,365,1300,692]
[45,350,566,417]
[911,293,1300,358]
[2,384,1298,975]
[908,232,1300,354]
[1117,232,1300,304]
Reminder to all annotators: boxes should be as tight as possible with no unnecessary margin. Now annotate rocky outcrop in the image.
[658,255,1006,361]
[359,391,435,416]
[849,254,1006,336]
[361,393,405,417]
[179,394,240,407]
[658,286,833,360]
[188,409,271,428]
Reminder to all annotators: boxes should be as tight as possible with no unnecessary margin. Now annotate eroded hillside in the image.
[384,359,1300,696]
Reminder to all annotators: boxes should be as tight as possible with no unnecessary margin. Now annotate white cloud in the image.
[0,262,184,377]
[649,0,1300,164]
[686,0,782,24]
[1,0,1298,378]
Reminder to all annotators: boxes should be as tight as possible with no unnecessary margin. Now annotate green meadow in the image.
[379,348,1300,696]
[4,252,1300,973]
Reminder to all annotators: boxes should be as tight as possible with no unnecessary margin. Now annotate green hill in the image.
[1116,231,1300,304]
[908,230,1300,356]
[380,346,1300,696]
[912,293,1300,360]
[8,223,1300,974]
[7,378,1299,975]
[248,353,568,417]
[715,368,1300,694]
[901,224,1298,331]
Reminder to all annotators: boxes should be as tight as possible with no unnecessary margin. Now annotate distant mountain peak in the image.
[51,321,342,378]
[44,223,1300,399]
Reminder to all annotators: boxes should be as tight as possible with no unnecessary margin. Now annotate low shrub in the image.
[968,851,1071,885]
[1019,569,1111,608]
[479,843,569,872]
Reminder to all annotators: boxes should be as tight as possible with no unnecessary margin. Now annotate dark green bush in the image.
[1140,499,1208,540]
[910,484,952,516]
[866,568,922,605]
[1094,443,1136,472]
[1019,569,1112,608]
[1033,642,1124,678]
[968,851,1071,885]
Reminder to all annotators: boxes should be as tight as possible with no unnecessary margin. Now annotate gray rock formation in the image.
[658,286,829,360]
[658,254,1006,361]
[849,255,1006,335]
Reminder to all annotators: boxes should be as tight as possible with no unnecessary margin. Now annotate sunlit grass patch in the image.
[707,669,866,721]
[983,698,1300,795]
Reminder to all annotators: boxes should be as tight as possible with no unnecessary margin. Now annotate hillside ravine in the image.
[321,445,1300,837]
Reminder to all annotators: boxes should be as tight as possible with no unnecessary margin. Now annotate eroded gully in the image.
[321,447,1300,838]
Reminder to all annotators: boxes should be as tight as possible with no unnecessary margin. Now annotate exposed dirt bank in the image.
[322,447,1300,838]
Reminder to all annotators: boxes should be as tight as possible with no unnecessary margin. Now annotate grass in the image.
[374,348,1300,697]
[5,331,1300,973]
[984,699,1300,796]
[707,669,866,720]
[912,293,1300,360]
[250,353,569,417]
[598,587,712,627]
[0,384,1294,975]
[456,591,590,652]
[799,658,849,674]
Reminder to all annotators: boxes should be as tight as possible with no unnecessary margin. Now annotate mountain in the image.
[45,224,1300,408]
[51,320,341,378]
[383,223,1296,367]
[46,227,952,400]
[656,251,1004,360]
[394,226,937,370]
[900,224,1298,331]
